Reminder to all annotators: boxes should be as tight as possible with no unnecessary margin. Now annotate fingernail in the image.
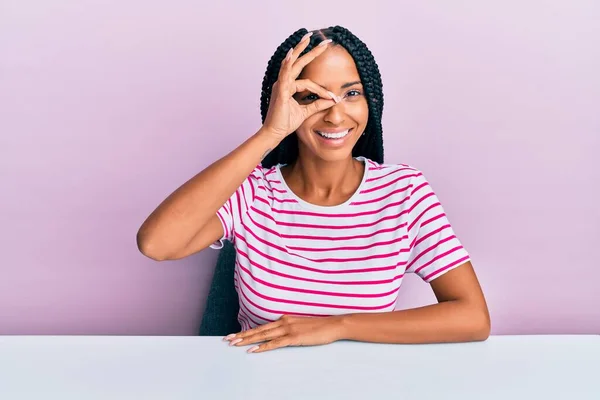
[223,334,236,341]
[230,338,243,346]
[301,32,313,42]
[319,39,333,47]
[247,346,259,353]
[327,91,339,103]
[286,47,293,61]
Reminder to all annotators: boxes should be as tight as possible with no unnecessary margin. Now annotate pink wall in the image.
[1,1,598,335]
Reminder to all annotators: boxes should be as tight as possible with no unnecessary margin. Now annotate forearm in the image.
[137,127,280,257]
[339,300,490,344]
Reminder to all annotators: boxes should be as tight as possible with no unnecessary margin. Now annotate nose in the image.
[323,101,345,125]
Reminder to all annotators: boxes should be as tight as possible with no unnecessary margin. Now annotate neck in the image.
[283,154,365,206]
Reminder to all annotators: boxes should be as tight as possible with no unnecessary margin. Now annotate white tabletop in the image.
[0,335,598,399]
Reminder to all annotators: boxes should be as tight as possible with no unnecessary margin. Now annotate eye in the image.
[301,93,319,102]
[345,90,362,98]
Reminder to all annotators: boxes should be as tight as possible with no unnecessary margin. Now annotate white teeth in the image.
[317,129,350,139]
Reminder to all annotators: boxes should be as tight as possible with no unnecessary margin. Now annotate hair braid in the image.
[260,26,384,168]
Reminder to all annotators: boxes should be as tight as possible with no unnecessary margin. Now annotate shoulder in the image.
[362,157,428,191]
[248,164,278,182]
[246,164,287,193]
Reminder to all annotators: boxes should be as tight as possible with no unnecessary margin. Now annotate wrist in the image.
[332,314,354,341]
[256,126,284,145]
[249,127,283,162]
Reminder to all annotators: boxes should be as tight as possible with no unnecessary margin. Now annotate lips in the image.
[315,129,352,140]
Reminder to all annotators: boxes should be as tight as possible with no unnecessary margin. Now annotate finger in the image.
[294,79,339,103]
[278,32,313,81]
[288,32,314,67]
[302,98,337,118]
[234,327,287,346]
[277,47,294,82]
[291,39,333,79]
[248,337,292,354]
[225,320,280,342]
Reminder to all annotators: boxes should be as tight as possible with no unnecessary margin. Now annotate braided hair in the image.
[260,26,384,169]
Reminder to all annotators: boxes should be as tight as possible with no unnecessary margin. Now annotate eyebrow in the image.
[341,80,362,89]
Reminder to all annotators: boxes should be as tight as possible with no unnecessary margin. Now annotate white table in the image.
[0,335,598,399]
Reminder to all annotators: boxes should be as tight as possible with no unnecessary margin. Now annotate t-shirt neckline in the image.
[274,156,370,212]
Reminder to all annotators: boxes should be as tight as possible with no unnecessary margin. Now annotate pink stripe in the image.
[281,225,407,241]
[365,167,414,182]
[237,261,400,298]
[414,245,464,274]
[248,211,407,241]
[237,249,404,285]
[239,296,274,324]
[240,182,250,214]
[236,235,405,274]
[265,168,277,177]
[268,196,297,204]
[410,181,429,197]
[256,185,287,194]
[238,272,399,311]
[235,190,243,219]
[236,285,276,324]
[408,190,435,213]
[256,196,269,206]
[414,224,451,248]
[237,312,250,330]
[420,213,446,229]
[249,177,256,204]
[238,305,262,327]
[287,235,409,252]
[238,283,328,317]
[237,229,402,264]
[423,256,470,281]
[221,199,232,218]
[246,212,285,239]
[408,202,441,232]
[226,198,233,216]
[361,172,422,194]
[409,214,447,250]
[215,210,229,241]
[268,197,410,218]
[408,235,457,270]
[407,194,438,230]
[251,205,409,229]
[267,180,282,184]
[366,159,381,169]
[350,185,412,206]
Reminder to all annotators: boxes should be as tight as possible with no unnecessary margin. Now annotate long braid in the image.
[260,26,384,169]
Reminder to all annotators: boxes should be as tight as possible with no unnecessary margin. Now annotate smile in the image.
[315,129,352,140]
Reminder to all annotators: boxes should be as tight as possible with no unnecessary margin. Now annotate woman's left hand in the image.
[223,315,347,353]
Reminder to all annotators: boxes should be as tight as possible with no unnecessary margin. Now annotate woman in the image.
[137,26,491,354]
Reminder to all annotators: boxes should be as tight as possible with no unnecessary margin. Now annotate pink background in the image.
[1,1,598,335]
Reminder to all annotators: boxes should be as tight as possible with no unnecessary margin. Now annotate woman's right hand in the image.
[262,34,340,139]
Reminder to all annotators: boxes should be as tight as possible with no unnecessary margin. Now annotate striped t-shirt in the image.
[210,156,470,330]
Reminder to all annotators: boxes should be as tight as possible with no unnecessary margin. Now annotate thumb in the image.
[302,98,336,118]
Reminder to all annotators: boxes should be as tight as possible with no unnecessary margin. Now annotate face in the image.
[293,45,369,163]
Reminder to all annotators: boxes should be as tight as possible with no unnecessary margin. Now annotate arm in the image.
[339,261,491,343]
[136,35,337,261]
[136,128,280,261]
[226,261,490,353]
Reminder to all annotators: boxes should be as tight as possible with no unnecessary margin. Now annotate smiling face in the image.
[293,45,369,163]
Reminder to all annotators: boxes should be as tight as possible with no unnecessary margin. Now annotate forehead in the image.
[299,45,360,88]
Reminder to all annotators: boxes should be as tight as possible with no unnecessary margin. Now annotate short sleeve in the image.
[209,166,263,250]
[404,171,471,282]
